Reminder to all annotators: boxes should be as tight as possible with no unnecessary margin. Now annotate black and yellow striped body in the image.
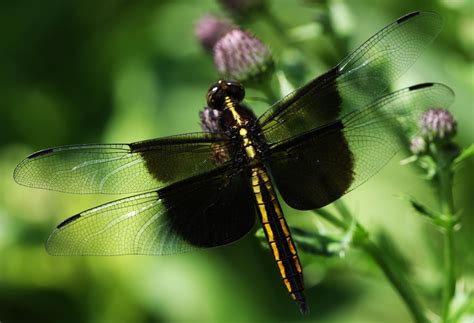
[250,166,307,312]
[221,94,308,314]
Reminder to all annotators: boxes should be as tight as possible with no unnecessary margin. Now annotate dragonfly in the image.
[14,11,453,314]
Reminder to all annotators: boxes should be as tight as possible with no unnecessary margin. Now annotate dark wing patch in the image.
[14,132,233,194]
[267,84,454,210]
[46,167,256,255]
[268,121,354,209]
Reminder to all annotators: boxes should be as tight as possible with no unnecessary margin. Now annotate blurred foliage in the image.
[0,0,473,322]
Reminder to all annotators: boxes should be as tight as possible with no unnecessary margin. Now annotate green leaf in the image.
[405,195,459,228]
[333,200,352,222]
[256,226,345,257]
[291,227,343,257]
[418,155,437,180]
[313,208,348,229]
[406,195,439,219]
[400,155,418,166]
[453,144,474,168]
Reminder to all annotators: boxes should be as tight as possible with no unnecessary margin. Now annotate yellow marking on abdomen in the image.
[284,278,292,293]
[287,236,297,255]
[245,146,257,159]
[293,255,302,273]
[273,199,283,217]
[264,223,274,242]
[277,261,286,278]
[280,218,290,237]
[255,192,263,204]
[252,174,259,186]
[270,242,280,261]
[251,165,305,302]
[258,204,269,223]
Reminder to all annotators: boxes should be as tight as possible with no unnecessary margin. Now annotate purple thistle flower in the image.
[218,0,267,18]
[420,108,457,141]
[410,136,427,155]
[199,106,222,133]
[195,15,235,52]
[213,29,274,83]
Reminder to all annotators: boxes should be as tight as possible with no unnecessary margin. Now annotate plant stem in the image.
[312,207,429,322]
[360,240,429,323]
[442,227,455,321]
[333,200,352,222]
[438,157,456,322]
[315,208,348,230]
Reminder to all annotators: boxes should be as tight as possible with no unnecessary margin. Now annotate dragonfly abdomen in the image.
[250,166,308,314]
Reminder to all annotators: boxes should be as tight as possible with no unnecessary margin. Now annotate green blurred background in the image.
[0,0,473,322]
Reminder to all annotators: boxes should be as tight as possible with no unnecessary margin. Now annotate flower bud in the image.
[420,108,457,142]
[410,136,427,155]
[195,15,235,52]
[213,29,274,84]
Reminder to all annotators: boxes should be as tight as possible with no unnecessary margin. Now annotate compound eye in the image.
[206,86,225,110]
[226,81,245,102]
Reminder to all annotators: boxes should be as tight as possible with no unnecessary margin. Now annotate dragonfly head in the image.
[206,80,245,110]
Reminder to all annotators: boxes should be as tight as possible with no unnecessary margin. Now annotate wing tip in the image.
[408,82,435,91]
[46,214,83,256]
[57,213,82,229]
[396,11,442,24]
[13,149,54,185]
[12,165,23,185]
[45,234,65,256]
[396,11,420,24]
[27,148,54,159]
[407,82,454,97]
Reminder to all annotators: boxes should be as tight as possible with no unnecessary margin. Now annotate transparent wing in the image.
[267,83,454,209]
[46,167,256,255]
[258,11,443,144]
[14,132,234,194]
